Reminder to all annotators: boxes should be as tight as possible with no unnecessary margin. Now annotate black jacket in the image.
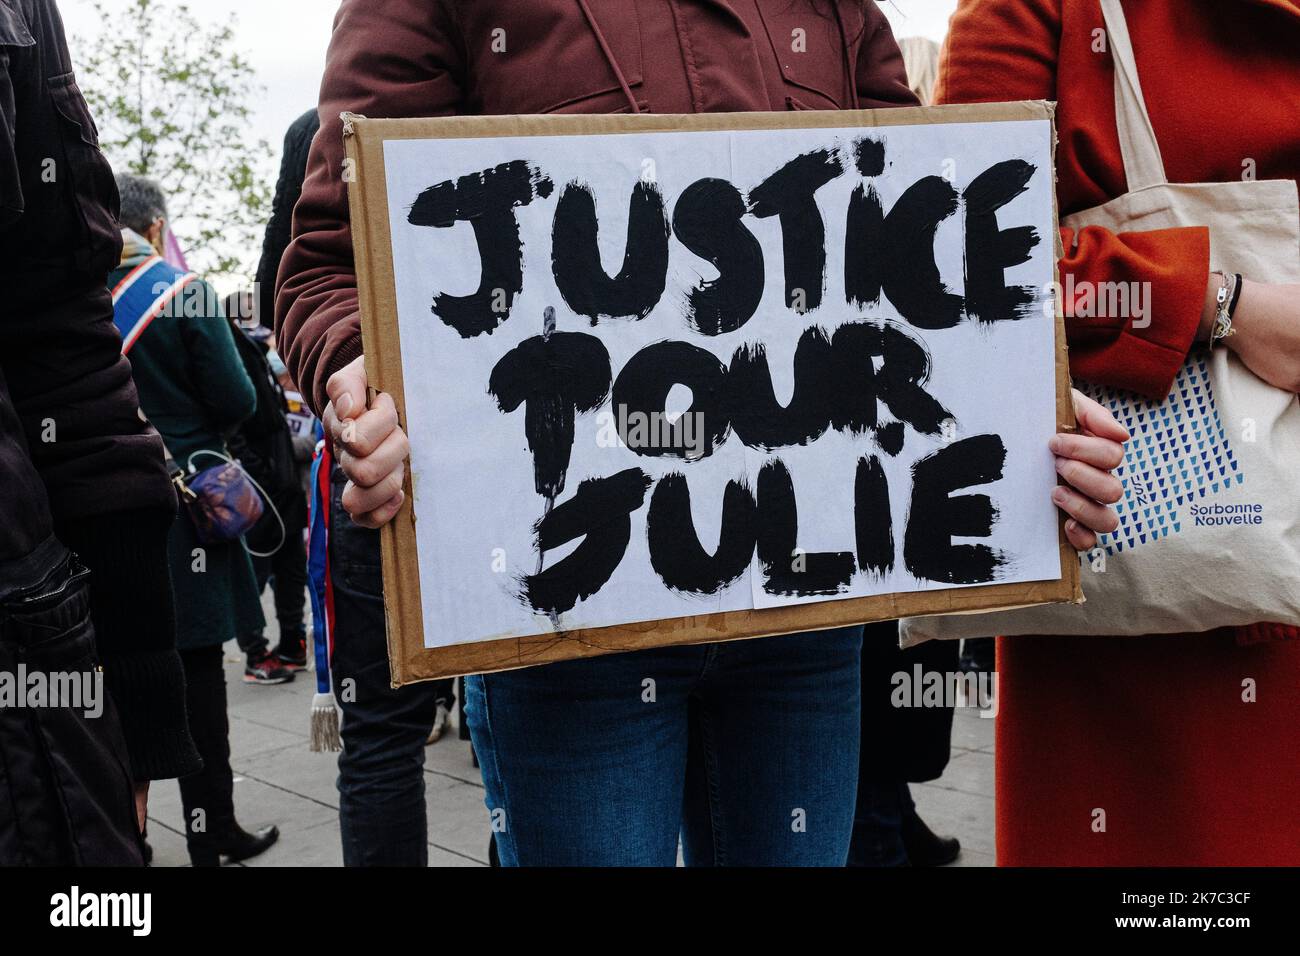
[0,0,198,784]
[227,323,298,498]
[255,108,319,330]
[0,0,176,533]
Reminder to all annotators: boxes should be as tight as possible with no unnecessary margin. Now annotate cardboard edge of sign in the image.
[341,100,1082,686]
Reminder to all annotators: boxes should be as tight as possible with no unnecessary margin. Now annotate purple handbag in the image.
[174,452,264,545]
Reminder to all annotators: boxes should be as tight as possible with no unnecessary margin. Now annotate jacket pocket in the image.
[755,2,847,110]
[46,71,121,272]
[0,564,142,865]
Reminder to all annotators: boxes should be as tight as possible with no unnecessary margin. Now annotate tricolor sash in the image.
[307,434,335,694]
[306,432,341,751]
[110,255,198,354]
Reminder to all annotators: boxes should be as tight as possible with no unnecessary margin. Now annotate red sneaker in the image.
[273,638,308,671]
[244,651,295,684]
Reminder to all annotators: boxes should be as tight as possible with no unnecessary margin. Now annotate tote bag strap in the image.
[1098,0,1168,191]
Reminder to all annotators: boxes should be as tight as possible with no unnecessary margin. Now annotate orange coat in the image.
[937,0,1300,864]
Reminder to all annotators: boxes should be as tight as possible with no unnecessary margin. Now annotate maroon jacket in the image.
[277,0,917,414]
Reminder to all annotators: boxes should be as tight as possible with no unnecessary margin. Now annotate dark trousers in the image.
[850,621,959,866]
[329,464,454,866]
[177,644,236,864]
[849,780,916,867]
[238,492,309,657]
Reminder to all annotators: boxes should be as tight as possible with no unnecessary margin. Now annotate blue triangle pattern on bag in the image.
[1078,354,1244,557]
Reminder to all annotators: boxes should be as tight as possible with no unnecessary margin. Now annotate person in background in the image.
[851,620,962,867]
[271,348,321,495]
[224,289,310,685]
[279,0,1127,866]
[897,35,940,102]
[256,110,325,494]
[937,0,1300,865]
[112,174,281,866]
[256,108,319,332]
[261,106,455,866]
[0,0,200,864]
[957,636,995,676]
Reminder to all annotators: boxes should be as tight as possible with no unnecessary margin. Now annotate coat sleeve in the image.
[935,0,1209,400]
[855,4,921,108]
[275,0,464,416]
[180,282,258,433]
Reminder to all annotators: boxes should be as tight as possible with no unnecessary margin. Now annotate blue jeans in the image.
[465,626,863,866]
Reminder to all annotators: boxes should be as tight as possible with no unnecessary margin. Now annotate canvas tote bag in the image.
[901,0,1300,645]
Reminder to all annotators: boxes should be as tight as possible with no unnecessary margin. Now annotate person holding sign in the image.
[938,0,1300,865]
[278,0,1126,866]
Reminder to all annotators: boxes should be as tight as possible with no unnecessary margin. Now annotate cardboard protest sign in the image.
[341,103,1080,685]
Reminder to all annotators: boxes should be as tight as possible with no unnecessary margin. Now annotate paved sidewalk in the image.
[146,599,995,866]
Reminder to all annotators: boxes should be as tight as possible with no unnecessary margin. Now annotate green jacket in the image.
[109,230,264,649]
[109,230,257,468]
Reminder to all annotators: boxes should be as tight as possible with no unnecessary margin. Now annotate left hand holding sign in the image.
[324,354,409,528]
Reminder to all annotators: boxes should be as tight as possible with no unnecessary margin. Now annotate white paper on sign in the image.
[381,119,1061,650]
